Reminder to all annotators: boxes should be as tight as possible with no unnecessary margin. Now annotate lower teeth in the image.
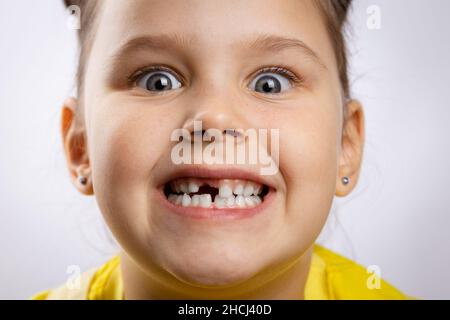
[167,193,263,208]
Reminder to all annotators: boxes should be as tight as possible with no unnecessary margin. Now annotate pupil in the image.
[257,76,280,93]
[147,74,171,91]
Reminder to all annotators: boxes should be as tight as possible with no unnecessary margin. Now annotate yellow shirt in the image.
[31,244,410,300]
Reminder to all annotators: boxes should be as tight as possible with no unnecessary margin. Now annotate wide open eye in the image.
[249,67,300,94]
[136,68,182,93]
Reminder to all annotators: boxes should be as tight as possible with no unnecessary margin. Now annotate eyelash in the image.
[128,64,304,89]
[128,65,178,85]
[253,65,304,85]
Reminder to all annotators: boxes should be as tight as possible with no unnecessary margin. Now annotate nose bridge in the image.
[182,71,247,134]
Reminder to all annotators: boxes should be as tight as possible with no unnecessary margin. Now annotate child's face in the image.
[64,0,364,288]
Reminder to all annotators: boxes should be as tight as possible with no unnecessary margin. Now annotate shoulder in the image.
[31,247,412,300]
[30,256,121,300]
[310,244,412,300]
[30,268,98,300]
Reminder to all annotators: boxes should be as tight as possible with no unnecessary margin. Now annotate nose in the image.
[181,84,249,143]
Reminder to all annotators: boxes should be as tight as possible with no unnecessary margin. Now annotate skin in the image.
[61,0,365,299]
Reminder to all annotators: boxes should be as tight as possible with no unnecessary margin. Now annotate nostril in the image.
[191,130,206,140]
[190,129,239,142]
[224,129,242,138]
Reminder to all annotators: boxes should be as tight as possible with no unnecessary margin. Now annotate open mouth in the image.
[163,178,270,209]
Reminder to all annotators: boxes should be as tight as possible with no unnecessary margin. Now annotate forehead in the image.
[92,0,335,67]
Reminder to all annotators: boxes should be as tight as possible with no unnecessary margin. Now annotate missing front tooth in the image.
[165,183,218,198]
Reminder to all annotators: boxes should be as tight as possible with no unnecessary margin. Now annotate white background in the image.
[0,0,449,299]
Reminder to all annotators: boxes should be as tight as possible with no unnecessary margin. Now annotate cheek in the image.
[91,102,165,185]
[87,96,176,230]
[281,111,339,189]
[275,100,341,239]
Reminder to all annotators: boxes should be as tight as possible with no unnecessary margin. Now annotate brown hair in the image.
[314,0,352,100]
[64,0,101,100]
[64,0,353,110]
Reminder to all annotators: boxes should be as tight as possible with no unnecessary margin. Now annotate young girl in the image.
[33,0,408,299]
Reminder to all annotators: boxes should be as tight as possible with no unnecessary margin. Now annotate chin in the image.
[165,248,261,288]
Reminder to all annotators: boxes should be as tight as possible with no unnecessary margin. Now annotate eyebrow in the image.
[245,34,327,69]
[110,33,327,70]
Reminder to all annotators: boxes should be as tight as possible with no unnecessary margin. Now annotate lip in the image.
[154,165,278,220]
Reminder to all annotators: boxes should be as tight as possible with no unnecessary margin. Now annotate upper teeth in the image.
[218,183,232,198]
[167,178,265,208]
[188,181,199,193]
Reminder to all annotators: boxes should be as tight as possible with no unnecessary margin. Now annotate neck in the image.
[120,247,313,300]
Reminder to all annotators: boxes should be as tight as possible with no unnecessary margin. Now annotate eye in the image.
[135,67,182,93]
[249,67,301,94]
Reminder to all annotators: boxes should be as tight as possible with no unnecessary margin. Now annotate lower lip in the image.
[155,187,276,221]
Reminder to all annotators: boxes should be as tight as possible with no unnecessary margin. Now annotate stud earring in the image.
[342,176,350,186]
[78,176,87,186]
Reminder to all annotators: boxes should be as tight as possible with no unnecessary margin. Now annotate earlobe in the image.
[335,99,365,197]
[61,97,94,195]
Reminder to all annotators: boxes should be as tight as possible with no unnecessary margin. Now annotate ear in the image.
[335,99,365,197]
[61,97,93,195]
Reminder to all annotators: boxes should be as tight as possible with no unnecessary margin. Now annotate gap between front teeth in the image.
[170,179,263,197]
[168,193,263,209]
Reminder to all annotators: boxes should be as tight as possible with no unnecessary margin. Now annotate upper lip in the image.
[158,165,278,190]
